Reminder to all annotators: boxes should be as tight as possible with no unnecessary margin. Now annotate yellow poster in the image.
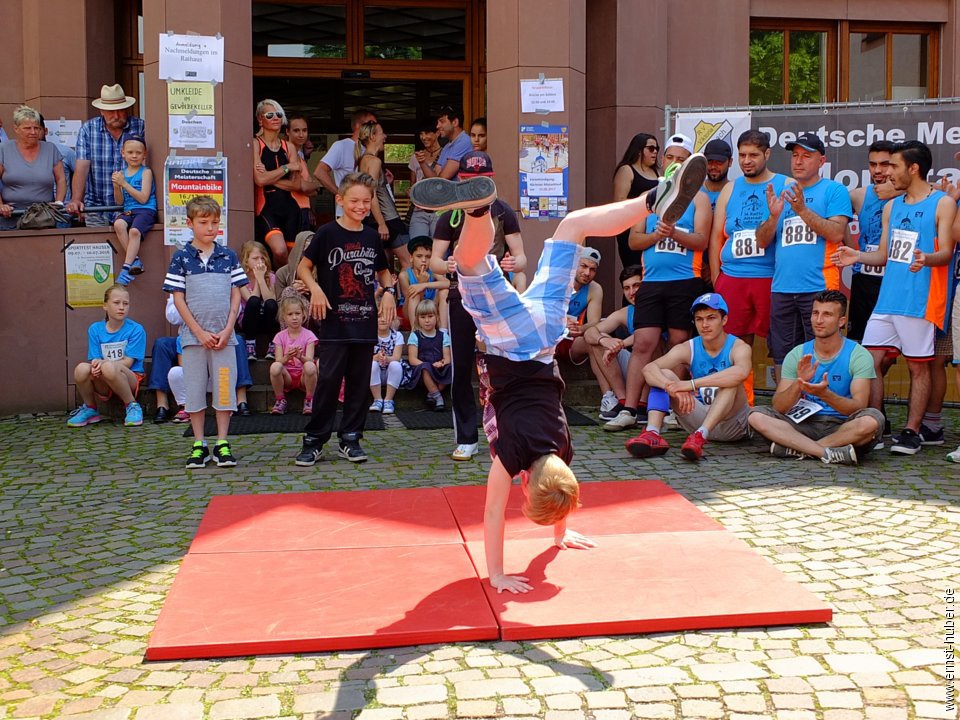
[167,82,215,115]
[65,243,114,308]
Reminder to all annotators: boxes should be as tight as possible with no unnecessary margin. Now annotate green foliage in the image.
[749,30,784,104]
[750,29,826,104]
[307,44,346,59]
[789,32,826,104]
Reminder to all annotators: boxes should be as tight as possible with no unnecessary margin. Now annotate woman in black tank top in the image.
[613,133,660,268]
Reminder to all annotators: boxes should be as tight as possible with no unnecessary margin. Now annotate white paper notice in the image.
[159,33,224,83]
[169,115,216,149]
[524,173,565,197]
[520,79,564,113]
[47,120,83,149]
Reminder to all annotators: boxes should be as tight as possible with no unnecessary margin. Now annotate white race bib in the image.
[860,243,885,277]
[654,237,688,255]
[731,229,764,258]
[888,228,918,264]
[781,215,816,247]
[100,340,127,362]
[698,386,720,406]
[785,397,823,423]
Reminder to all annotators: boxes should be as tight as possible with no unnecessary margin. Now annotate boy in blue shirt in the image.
[112,136,157,284]
[163,196,248,468]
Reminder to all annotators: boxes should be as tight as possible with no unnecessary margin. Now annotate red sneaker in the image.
[680,430,707,461]
[625,429,670,458]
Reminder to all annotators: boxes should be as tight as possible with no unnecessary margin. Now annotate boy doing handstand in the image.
[410,153,707,593]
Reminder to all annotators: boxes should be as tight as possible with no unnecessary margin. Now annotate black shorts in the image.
[847,273,883,344]
[768,291,818,363]
[256,190,302,255]
[632,277,705,331]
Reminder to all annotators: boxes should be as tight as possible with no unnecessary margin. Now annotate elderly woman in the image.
[252,98,303,268]
[0,105,66,229]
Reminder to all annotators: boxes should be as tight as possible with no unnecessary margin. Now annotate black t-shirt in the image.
[486,354,573,477]
[303,220,388,343]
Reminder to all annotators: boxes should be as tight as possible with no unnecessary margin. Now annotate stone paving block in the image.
[292,689,365,713]
[583,690,627,709]
[630,703,677,718]
[608,667,690,687]
[454,678,529,699]
[765,656,826,677]
[456,700,498,717]
[690,662,767,681]
[890,649,943,668]
[817,691,865,708]
[545,694,581,710]
[530,675,601,694]
[377,683,446,705]
[209,696,282,720]
[406,704,450,720]
[501,698,541,715]
[134,704,205,720]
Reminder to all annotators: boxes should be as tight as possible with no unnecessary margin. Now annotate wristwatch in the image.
[281,164,289,176]
[383,286,397,296]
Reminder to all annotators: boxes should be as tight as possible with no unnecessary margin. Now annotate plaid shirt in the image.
[75,116,146,207]
[458,239,580,363]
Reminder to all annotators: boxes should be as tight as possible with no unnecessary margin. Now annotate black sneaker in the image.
[652,154,708,224]
[153,406,171,424]
[185,442,210,469]
[236,401,251,417]
[890,428,922,455]
[918,424,945,445]
[213,441,237,467]
[295,440,325,466]
[338,440,368,463]
[409,176,497,212]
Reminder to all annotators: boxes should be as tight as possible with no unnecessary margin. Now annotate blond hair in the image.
[186,195,221,219]
[414,298,439,331]
[277,294,308,326]
[354,120,381,167]
[522,454,580,525]
[337,171,376,198]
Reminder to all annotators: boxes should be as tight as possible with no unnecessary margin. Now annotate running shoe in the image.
[770,442,805,459]
[116,268,134,285]
[338,440,368,463]
[680,431,706,462]
[271,398,288,415]
[172,407,190,423]
[917,424,945,445]
[625,430,671,458]
[409,176,497,212]
[369,399,384,412]
[599,403,623,422]
[67,404,101,428]
[265,343,276,360]
[821,444,858,466]
[246,339,257,361]
[890,428,922,455]
[603,409,637,432]
[185,442,210,469]
[946,445,960,463]
[382,399,395,414]
[652,154,708,224]
[213,441,237,467]
[124,402,144,426]
[295,438,325,466]
[129,257,144,275]
[599,390,617,417]
[153,406,171,424]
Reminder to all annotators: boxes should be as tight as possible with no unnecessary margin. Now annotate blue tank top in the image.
[568,283,589,321]
[720,174,788,278]
[688,333,738,406]
[626,305,635,331]
[853,184,887,275]
[874,190,949,326]
[641,201,703,281]
[799,338,856,419]
[702,188,721,212]
[122,166,158,212]
[405,267,437,301]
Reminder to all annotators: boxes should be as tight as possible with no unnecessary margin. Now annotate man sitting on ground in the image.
[748,290,884,464]
[625,292,752,461]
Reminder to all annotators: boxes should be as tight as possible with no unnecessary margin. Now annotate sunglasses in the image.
[645,145,660,152]
[263,111,284,120]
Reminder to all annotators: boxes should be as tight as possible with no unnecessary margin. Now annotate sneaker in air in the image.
[409,176,497,212]
[652,154,708,224]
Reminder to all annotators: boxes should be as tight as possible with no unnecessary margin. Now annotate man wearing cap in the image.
[759,131,852,379]
[556,245,603,368]
[701,139,732,212]
[67,84,145,226]
[748,290,883,465]
[624,292,752,461]
[431,151,527,460]
[605,132,712,431]
[710,130,791,351]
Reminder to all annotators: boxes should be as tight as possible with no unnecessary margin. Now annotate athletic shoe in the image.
[246,339,257,361]
[382,399,395,415]
[603,409,637,432]
[680,431,706,462]
[433,395,446,412]
[599,403,623,422]
[271,398,288,415]
[116,268,134,285]
[662,411,680,430]
[129,257,144,275]
[409,176,497,212]
[265,343,276,360]
[946,445,960,463]
[917,424,945,446]
[338,440,368,463]
[124,402,144,427]
[890,428,922,455]
[295,439,324,466]
[236,401,251,416]
[369,399,384,412]
[625,430,671,458]
[172,408,190,423]
[874,439,885,451]
[67,404,101,428]
[185,442,210,469]
[302,396,313,415]
[452,443,479,461]
[652,154,708,224]
[821,444,858,466]
[153,406,171,424]
[770,442,805,459]
[599,390,617,417]
[213,441,237,467]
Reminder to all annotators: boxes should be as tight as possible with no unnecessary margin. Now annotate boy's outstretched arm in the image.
[483,456,532,594]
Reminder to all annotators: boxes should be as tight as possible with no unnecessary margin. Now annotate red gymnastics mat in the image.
[147,482,831,660]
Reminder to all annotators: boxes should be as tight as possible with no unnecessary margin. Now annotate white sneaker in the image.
[947,445,960,463]
[662,411,679,429]
[599,390,618,417]
[452,443,479,461]
[603,409,637,432]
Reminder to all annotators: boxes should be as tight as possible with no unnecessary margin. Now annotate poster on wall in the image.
[159,33,224,83]
[65,243,114,308]
[674,111,752,181]
[518,125,569,219]
[164,155,227,246]
[46,119,83,149]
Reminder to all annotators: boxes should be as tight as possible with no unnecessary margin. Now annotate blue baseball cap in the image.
[690,292,728,315]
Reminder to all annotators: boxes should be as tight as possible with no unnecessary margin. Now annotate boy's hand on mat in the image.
[491,573,533,594]
[555,529,596,551]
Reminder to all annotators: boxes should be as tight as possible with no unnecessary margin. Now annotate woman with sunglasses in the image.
[613,133,661,267]
[252,98,303,267]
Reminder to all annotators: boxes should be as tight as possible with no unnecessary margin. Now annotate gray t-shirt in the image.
[0,141,61,207]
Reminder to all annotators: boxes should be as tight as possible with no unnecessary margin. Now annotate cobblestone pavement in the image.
[1,404,957,720]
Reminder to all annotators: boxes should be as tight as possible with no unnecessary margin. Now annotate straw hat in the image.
[91,84,136,110]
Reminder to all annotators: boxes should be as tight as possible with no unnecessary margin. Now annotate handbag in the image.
[16,202,67,230]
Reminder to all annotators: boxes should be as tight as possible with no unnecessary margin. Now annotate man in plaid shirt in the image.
[67,84,145,227]
[409,152,708,594]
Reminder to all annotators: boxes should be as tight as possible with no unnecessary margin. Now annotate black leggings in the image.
[240,295,280,339]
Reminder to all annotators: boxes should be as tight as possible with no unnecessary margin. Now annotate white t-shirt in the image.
[321,137,358,217]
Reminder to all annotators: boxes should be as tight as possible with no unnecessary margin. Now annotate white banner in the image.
[674,111,752,180]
